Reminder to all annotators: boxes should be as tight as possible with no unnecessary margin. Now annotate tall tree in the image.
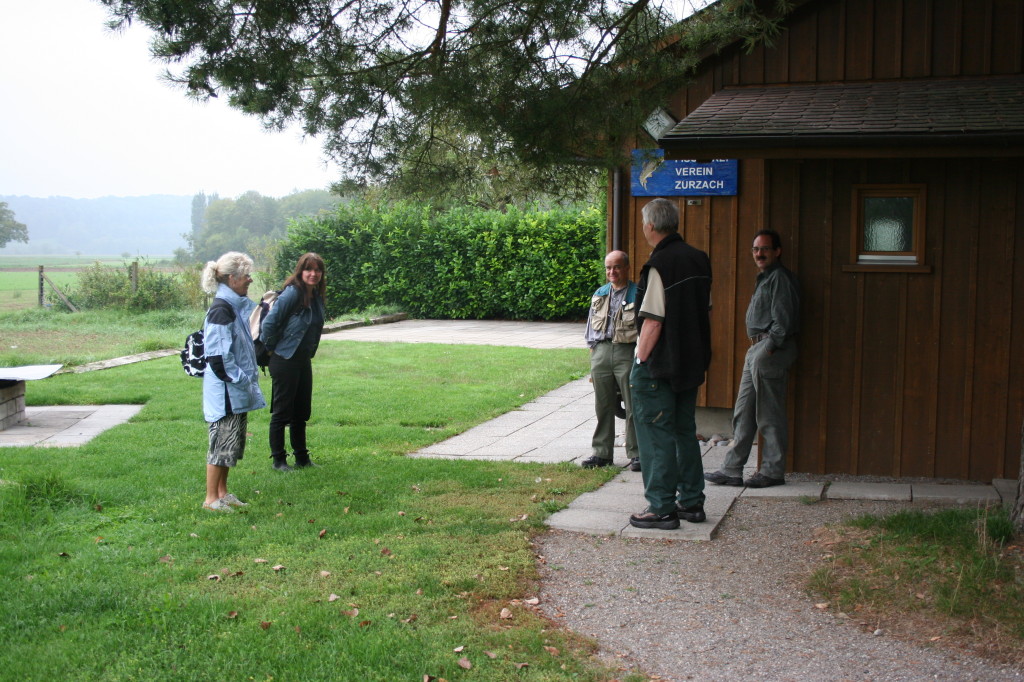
[100,0,789,198]
[0,202,29,248]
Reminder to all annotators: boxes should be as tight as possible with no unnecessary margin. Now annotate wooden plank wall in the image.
[618,0,1024,478]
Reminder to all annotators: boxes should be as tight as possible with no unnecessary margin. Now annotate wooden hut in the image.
[611,0,1024,480]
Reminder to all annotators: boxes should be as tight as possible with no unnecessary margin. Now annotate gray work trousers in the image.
[590,340,638,461]
[721,339,797,480]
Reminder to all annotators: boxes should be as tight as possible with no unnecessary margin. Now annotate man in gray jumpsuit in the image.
[705,229,800,488]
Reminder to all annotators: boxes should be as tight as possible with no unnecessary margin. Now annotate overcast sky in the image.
[0,0,341,200]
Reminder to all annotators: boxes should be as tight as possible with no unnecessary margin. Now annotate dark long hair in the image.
[282,252,326,308]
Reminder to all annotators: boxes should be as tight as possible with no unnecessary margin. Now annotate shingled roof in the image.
[659,76,1024,153]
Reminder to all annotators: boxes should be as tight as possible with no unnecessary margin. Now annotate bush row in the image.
[278,202,606,320]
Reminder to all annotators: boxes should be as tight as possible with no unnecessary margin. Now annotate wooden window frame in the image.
[842,184,931,274]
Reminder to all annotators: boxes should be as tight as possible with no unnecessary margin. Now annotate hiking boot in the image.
[272,457,293,472]
[580,456,612,469]
[744,472,785,488]
[675,503,706,523]
[704,470,743,486]
[628,508,679,530]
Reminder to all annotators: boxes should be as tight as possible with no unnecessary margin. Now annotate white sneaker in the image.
[203,498,233,512]
[221,493,248,507]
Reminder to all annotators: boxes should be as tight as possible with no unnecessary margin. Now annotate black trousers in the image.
[268,349,313,460]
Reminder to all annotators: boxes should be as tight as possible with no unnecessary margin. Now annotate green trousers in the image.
[629,361,705,514]
[590,340,638,461]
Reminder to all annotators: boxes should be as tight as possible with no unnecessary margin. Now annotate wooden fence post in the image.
[38,265,44,307]
[131,261,139,294]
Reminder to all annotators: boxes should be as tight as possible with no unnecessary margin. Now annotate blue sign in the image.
[630,149,738,197]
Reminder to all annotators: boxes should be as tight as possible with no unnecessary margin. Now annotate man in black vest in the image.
[628,199,713,530]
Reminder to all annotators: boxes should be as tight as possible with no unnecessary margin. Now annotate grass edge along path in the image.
[0,342,640,681]
[808,506,1024,667]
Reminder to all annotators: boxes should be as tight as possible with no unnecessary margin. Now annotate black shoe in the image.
[675,503,706,523]
[293,457,318,468]
[272,459,293,472]
[744,472,785,488]
[704,470,743,486]
[628,457,641,472]
[581,456,612,469]
[629,509,679,530]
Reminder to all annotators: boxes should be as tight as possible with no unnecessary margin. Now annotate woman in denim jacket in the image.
[261,252,326,471]
[200,251,266,511]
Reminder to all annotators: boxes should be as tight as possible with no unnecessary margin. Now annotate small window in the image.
[845,185,930,273]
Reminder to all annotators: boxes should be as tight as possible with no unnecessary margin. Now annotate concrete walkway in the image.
[5,318,1014,535]
[322,319,1017,541]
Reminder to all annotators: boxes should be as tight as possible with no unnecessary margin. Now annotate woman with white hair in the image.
[199,251,266,511]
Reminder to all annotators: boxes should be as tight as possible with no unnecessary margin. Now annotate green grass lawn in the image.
[0,341,634,680]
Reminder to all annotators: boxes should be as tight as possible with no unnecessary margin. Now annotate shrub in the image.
[50,260,196,312]
[279,202,605,320]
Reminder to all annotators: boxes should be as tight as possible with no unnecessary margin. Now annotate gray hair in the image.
[201,251,254,294]
[641,198,679,235]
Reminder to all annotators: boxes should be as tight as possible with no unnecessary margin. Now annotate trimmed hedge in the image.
[278,202,605,320]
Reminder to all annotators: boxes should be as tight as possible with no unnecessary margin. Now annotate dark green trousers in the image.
[629,361,705,514]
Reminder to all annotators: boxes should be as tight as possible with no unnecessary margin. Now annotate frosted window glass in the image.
[863,197,913,252]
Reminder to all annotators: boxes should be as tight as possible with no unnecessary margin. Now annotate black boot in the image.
[271,454,293,472]
[293,450,317,468]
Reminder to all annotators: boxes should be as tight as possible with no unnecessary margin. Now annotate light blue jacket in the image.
[202,283,266,422]
[260,283,325,360]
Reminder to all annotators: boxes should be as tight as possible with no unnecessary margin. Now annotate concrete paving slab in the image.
[740,482,825,500]
[827,482,912,501]
[545,508,629,535]
[0,405,141,448]
[992,478,1020,507]
[912,484,1001,506]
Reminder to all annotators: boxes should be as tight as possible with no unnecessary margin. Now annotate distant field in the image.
[0,255,175,311]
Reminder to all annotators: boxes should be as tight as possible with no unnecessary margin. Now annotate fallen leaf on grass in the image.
[514,662,529,670]
[342,608,360,618]
[402,614,418,623]
[318,528,327,539]
[453,646,465,653]
[295,626,301,634]
[57,552,70,558]
[272,565,285,571]
[226,611,238,619]
[359,620,371,627]
[499,566,509,571]
[457,658,472,670]
[381,548,392,556]
[814,603,829,610]
[524,597,540,606]
[329,594,341,602]
[499,608,512,620]
[254,558,268,564]
[308,518,315,524]
[260,621,271,630]
[398,511,406,516]
[483,651,497,659]
[159,555,172,563]
[207,575,221,581]
[320,571,331,577]
[543,646,560,656]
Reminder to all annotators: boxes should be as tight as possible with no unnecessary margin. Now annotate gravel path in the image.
[537,497,1023,681]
